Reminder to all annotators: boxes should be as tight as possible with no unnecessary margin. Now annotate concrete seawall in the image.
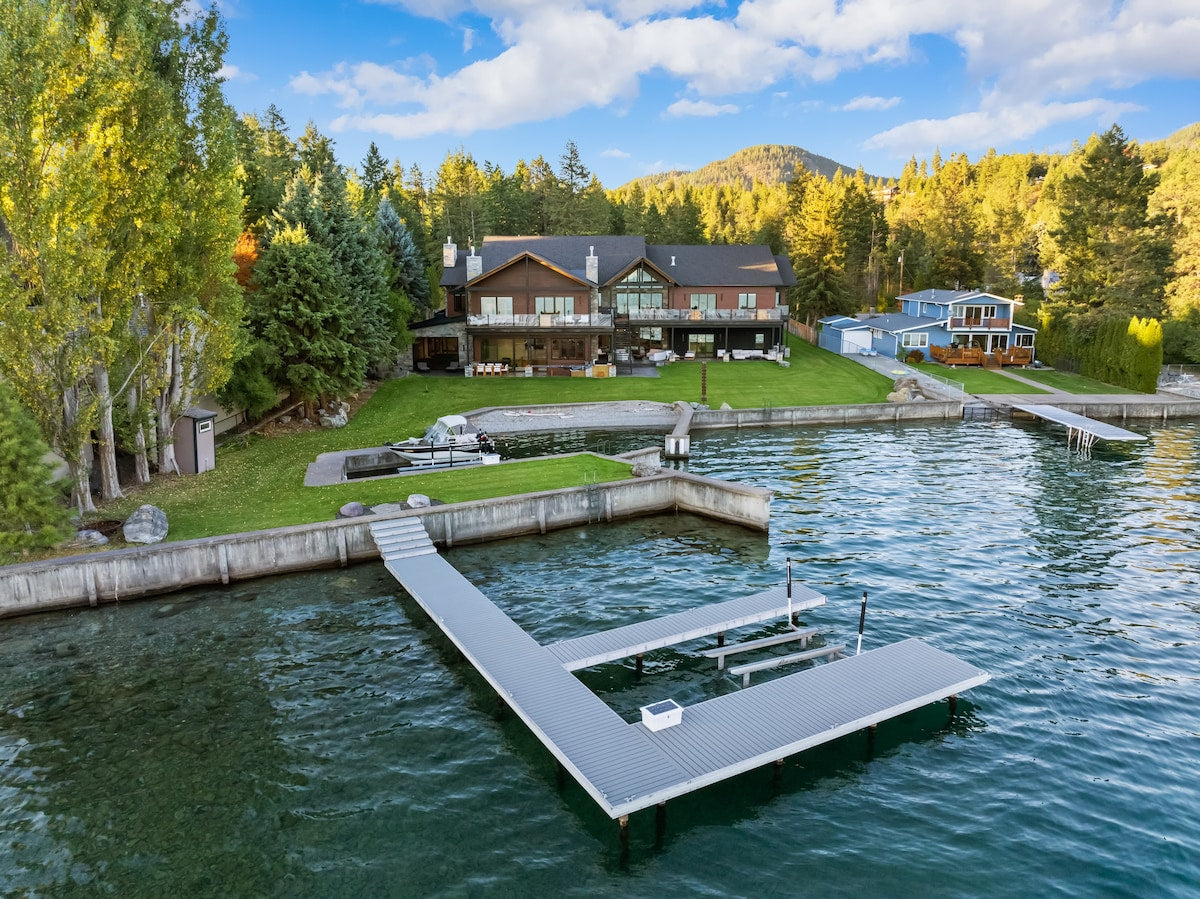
[692,401,963,429]
[0,470,770,621]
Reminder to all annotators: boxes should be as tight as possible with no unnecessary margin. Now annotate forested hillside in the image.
[627,144,863,189]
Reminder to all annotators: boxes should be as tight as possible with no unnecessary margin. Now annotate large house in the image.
[819,289,1037,366]
[410,235,795,371]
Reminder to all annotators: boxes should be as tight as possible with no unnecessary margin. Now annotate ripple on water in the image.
[2,420,1199,895]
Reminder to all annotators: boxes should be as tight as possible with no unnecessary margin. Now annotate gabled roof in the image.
[469,250,592,288]
[820,315,868,331]
[899,288,1019,306]
[441,234,795,290]
[860,313,937,333]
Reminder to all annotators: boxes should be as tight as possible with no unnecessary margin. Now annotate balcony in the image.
[617,308,786,323]
[467,313,612,329]
[949,316,1011,331]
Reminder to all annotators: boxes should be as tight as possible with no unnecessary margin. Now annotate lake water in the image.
[2,419,1198,896]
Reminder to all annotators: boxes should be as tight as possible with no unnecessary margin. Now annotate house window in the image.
[614,267,665,313]
[480,296,513,316]
[690,293,716,310]
[1015,333,1034,347]
[639,327,662,341]
[688,333,715,356]
[550,338,584,360]
[901,332,929,348]
[738,292,756,309]
[535,296,574,315]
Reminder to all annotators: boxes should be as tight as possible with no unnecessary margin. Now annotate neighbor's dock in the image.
[1012,403,1147,449]
[371,517,989,828]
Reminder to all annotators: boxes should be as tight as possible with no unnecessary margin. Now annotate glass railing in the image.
[466,313,613,328]
[617,308,786,322]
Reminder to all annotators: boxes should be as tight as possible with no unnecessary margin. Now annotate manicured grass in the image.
[87,334,891,545]
[912,362,1051,394]
[1008,368,1142,395]
[102,453,633,543]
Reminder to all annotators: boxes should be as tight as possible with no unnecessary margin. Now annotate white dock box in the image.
[640,699,683,731]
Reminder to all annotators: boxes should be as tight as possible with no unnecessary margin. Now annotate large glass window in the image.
[614,267,665,313]
[688,333,715,356]
[738,292,757,309]
[479,296,513,316]
[690,293,716,311]
[551,338,584,360]
[535,296,574,315]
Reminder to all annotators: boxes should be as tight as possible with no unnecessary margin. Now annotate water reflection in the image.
[2,420,1199,895]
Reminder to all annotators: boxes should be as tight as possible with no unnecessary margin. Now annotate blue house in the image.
[819,289,1037,365]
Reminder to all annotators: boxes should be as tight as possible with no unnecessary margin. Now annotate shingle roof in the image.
[645,244,792,287]
[859,313,938,333]
[441,235,794,289]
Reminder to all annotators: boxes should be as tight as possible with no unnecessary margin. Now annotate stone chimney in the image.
[442,236,457,268]
[586,245,598,283]
[465,246,483,281]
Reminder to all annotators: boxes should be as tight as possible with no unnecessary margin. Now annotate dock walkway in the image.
[1012,403,1146,448]
[371,517,989,821]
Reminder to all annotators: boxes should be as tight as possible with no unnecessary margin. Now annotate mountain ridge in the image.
[620,144,875,191]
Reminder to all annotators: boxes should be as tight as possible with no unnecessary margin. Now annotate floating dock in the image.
[371,517,989,826]
[1012,403,1147,449]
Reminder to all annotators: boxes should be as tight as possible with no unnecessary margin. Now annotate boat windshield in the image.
[423,421,452,444]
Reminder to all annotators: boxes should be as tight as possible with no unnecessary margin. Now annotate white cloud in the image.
[309,0,1199,155]
[841,95,899,111]
[218,64,255,82]
[665,99,740,118]
[602,148,632,158]
[863,98,1143,156]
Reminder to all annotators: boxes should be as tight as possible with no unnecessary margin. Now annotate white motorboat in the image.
[385,415,496,465]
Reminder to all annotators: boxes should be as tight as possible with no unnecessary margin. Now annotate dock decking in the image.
[544,584,825,671]
[1012,403,1146,448]
[371,517,989,821]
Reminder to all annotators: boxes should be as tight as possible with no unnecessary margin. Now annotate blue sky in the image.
[215,0,1200,186]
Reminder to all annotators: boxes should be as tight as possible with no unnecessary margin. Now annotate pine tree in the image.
[249,225,365,409]
[0,381,72,555]
[1049,126,1170,318]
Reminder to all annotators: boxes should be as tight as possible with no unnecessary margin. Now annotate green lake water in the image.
[2,419,1198,896]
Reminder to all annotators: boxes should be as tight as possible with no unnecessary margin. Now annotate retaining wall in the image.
[0,471,770,621]
[1035,399,1200,421]
[691,401,963,429]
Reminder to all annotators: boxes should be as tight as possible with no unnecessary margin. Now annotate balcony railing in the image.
[467,313,612,328]
[617,308,786,323]
[949,316,1011,330]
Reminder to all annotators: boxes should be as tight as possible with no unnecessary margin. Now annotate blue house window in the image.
[901,332,929,348]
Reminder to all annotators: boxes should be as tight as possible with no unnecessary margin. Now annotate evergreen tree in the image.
[249,225,365,409]
[376,197,426,327]
[0,380,72,555]
[784,171,853,324]
[1048,126,1170,318]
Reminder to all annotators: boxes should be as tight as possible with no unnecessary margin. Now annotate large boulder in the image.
[338,501,367,519]
[122,505,168,544]
[406,493,432,509]
[319,401,350,429]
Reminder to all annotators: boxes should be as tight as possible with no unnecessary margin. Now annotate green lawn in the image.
[912,362,1050,394]
[1007,368,1142,394]
[88,335,892,544]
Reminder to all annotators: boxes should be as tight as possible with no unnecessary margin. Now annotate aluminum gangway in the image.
[1012,403,1146,449]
